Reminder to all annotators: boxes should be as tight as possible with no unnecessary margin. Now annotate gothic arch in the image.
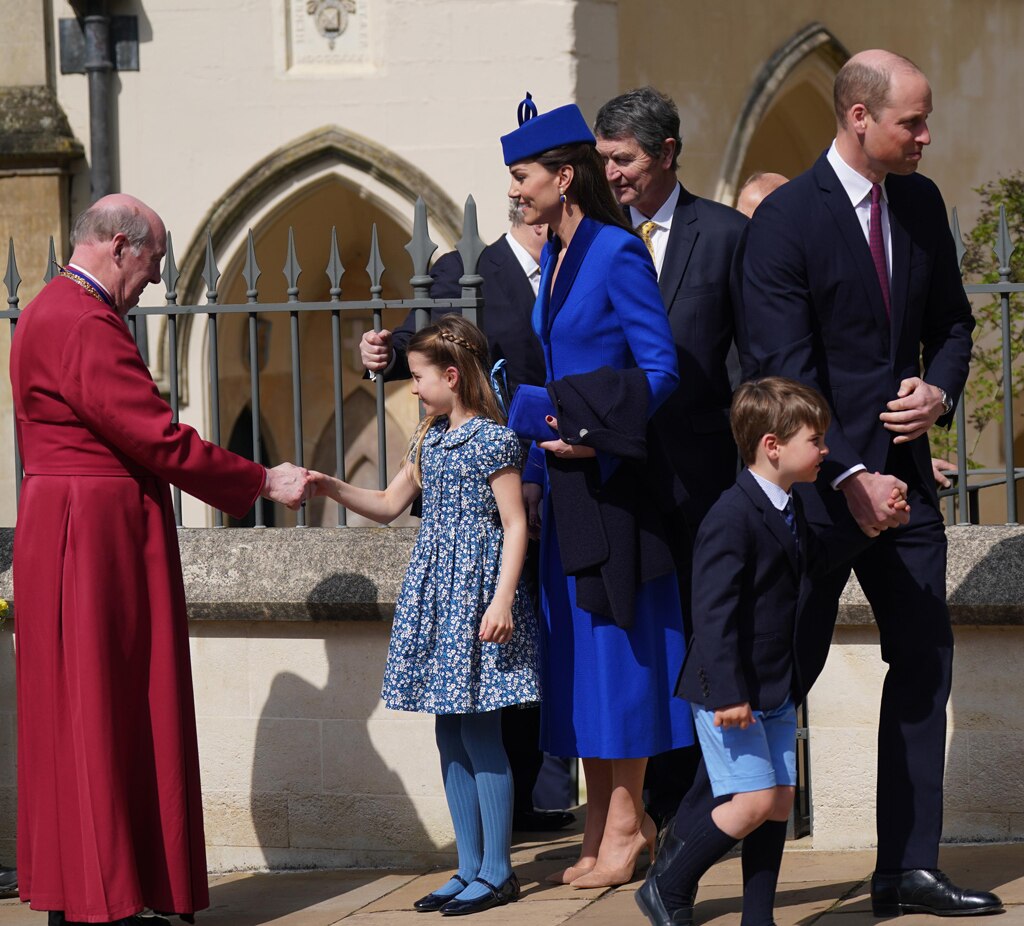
[715,23,850,204]
[154,125,461,408]
[176,125,462,305]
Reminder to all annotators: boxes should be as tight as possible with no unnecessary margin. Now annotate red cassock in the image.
[10,276,265,922]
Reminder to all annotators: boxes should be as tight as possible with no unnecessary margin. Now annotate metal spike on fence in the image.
[203,230,222,302]
[242,230,261,302]
[457,195,486,277]
[163,231,180,305]
[326,226,345,300]
[404,197,437,291]
[995,204,1015,278]
[366,224,384,298]
[44,237,58,284]
[283,227,302,301]
[951,208,967,271]
[4,239,21,309]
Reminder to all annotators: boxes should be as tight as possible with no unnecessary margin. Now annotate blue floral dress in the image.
[381,416,541,714]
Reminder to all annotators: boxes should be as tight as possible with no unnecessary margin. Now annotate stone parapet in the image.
[2,524,1022,624]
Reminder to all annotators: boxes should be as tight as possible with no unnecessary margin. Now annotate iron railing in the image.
[2,196,486,528]
[3,200,1021,527]
[945,205,1024,525]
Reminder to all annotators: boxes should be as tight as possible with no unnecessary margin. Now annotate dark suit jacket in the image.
[741,153,975,513]
[387,235,546,396]
[740,151,975,692]
[677,469,811,711]
[649,184,748,532]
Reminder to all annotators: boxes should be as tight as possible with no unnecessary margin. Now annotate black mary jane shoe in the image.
[870,869,1004,917]
[439,874,520,916]
[414,875,469,913]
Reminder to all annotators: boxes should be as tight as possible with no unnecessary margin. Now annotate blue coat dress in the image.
[532,216,694,759]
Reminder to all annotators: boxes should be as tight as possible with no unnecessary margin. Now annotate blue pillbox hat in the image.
[501,92,596,165]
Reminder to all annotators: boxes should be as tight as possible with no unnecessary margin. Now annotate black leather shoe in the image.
[512,809,576,832]
[439,874,520,916]
[653,821,686,875]
[871,869,1004,917]
[414,875,468,912]
[635,871,694,926]
[0,867,17,899]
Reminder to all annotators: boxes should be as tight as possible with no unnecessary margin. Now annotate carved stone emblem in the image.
[306,0,357,50]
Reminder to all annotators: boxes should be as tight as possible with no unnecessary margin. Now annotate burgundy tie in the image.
[869,183,891,318]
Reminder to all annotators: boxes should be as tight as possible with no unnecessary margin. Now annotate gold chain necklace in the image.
[59,267,113,307]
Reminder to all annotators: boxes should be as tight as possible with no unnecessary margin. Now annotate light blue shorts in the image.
[692,697,798,797]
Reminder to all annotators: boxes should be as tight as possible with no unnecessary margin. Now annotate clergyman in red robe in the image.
[10,194,309,925]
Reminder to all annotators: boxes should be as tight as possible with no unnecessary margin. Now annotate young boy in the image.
[637,376,906,926]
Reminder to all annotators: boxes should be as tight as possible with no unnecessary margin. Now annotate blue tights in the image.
[433,710,514,902]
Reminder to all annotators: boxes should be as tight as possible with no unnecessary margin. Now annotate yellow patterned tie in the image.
[638,220,657,260]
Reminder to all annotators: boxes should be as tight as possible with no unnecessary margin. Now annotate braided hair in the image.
[405,315,505,486]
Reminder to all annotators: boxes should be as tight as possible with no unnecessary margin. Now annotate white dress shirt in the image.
[628,182,680,279]
[504,231,541,297]
[826,141,893,279]
[749,469,793,512]
[824,140,893,488]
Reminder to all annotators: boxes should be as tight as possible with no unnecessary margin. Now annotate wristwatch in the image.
[939,389,953,415]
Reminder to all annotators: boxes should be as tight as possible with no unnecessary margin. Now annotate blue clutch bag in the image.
[506,384,557,443]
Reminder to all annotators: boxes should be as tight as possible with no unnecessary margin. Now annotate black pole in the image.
[82,4,112,203]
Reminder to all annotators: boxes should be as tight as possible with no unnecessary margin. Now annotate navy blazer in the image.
[651,185,748,529]
[677,469,813,711]
[741,153,975,508]
[387,236,546,396]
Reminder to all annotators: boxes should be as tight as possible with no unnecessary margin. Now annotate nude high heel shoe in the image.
[546,860,597,884]
[569,813,656,889]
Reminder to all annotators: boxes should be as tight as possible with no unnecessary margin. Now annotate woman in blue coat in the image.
[502,97,693,888]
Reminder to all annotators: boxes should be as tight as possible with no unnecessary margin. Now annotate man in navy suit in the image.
[594,86,748,828]
[739,49,998,915]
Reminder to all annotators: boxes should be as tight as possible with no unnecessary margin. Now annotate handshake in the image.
[259,463,332,510]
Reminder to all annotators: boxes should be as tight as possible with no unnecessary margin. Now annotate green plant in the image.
[929,171,1024,463]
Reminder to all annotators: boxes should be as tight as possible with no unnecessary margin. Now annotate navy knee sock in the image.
[454,710,514,900]
[658,810,739,910]
[740,819,788,926]
[435,714,483,895]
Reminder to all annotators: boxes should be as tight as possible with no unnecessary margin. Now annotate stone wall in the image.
[1,524,1024,870]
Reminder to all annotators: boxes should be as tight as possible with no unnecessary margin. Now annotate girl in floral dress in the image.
[310,315,539,916]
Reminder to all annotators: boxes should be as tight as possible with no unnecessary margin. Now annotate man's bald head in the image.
[68,194,167,313]
[736,171,788,218]
[71,194,163,255]
[834,50,923,128]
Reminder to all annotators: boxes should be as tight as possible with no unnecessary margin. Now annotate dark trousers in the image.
[796,447,953,870]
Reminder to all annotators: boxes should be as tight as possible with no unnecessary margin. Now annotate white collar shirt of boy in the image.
[748,468,792,512]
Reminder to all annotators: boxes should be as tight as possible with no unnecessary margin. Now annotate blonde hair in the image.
[731,377,831,466]
[405,315,504,486]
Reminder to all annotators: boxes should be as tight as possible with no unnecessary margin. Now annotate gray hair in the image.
[507,197,524,227]
[594,86,682,171]
[70,202,152,254]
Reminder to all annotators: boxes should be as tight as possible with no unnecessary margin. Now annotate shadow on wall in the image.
[943,530,1024,848]
[250,573,450,869]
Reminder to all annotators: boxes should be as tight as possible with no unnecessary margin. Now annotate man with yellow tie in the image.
[594,87,748,829]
